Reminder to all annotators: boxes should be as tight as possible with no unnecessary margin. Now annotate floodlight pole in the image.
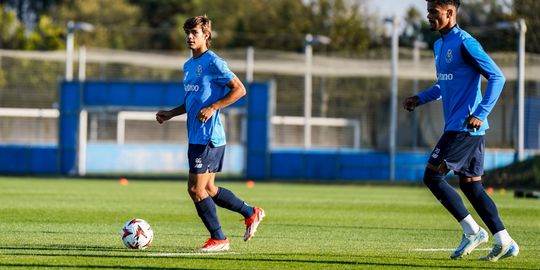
[303,34,330,149]
[516,19,527,162]
[65,21,94,82]
[388,16,400,181]
[78,46,87,81]
[412,39,426,150]
[246,46,254,83]
[304,34,313,149]
[65,21,75,81]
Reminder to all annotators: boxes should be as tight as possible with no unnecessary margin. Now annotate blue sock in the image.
[194,197,226,240]
[212,187,254,218]
[460,180,505,234]
[423,168,470,221]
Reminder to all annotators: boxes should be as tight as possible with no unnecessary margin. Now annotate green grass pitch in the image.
[0,176,539,269]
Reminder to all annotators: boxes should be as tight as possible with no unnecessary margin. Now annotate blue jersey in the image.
[417,25,505,135]
[183,50,236,146]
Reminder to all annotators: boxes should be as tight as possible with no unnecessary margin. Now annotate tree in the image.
[52,0,142,49]
[128,0,193,50]
[513,0,540,53]
[0,4,27,49]
[458,0,515,52]
[26,15,64,50]
[0,0,62,27]
[320,0,370,55]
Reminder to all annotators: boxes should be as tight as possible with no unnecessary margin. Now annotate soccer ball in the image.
[121,218,154,249]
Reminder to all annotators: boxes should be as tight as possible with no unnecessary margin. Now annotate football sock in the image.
[423,168,470,221]
[212,187,254,218]
[494,229,512,246]
[459,214,480,235]
[194,196,226,240]
[460,180,505,235]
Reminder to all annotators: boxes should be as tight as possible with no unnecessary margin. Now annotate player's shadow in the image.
[273,223,457,232]
[0,248,533,270]
[0,245,128,253]
[0,263,205,270]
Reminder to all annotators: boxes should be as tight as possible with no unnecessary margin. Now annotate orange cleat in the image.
[244,207,265,241]
[199,238,230,252]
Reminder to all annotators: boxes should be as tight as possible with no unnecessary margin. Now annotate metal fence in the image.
[1,48,540,151]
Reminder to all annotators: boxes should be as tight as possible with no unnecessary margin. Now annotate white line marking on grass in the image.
[147,252,241,257]
[413,248,491,252]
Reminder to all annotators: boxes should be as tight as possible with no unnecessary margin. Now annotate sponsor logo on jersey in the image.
[184,84,200,92]
[437,73,454,81]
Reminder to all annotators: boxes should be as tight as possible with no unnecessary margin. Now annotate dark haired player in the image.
[402,0,518,261]
[156,15,265,252]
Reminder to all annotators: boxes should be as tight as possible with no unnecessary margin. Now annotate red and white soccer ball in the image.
[121,218,154,249]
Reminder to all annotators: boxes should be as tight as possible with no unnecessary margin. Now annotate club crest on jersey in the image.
[445,49,453,63]
[197,65,202,77]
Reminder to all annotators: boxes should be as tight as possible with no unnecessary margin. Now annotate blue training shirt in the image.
[182,50,236,146]
[416,25,505,135]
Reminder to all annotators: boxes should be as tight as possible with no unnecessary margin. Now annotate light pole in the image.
[385,16,400,181]
[65,21,94,81]
[496,19,527,162]
[412,39,427,149]
[304,34,331,149]
[516,19,527,162]
[246,46,254,83]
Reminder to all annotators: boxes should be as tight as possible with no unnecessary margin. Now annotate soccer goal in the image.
[0,107,59,145]
[78,108,245,176]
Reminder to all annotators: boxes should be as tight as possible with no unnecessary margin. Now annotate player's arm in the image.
[156,104,186,124]
[462,39,506,122]
[198,77,246,122]
[402,83,441,112]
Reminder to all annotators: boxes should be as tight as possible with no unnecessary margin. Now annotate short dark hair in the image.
[426,0,460,9]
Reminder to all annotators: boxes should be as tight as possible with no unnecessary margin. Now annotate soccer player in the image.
[402,0,519,262]
[156,15,265,252]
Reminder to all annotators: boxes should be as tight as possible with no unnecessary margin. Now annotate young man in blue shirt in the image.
[402,0,519,262]
[156,16,265,252]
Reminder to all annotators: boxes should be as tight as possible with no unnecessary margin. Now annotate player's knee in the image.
[205,184,218,197]
[187,185,206,200]
[423,167,444,187]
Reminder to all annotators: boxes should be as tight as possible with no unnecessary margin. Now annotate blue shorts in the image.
[187,143,225,174]
[428,131,484,177]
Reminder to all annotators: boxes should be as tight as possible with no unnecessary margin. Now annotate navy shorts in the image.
[428,131,484,177]
[187,143,225,174]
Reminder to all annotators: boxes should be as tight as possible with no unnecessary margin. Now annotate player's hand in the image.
[156,110,172,124]
[402,96,420,112]
[197,106,217,123]
[465,115,482,132]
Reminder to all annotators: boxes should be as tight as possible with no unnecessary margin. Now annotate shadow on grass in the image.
[0,250,533,270]
[0,263,205,270]
[271,223,458,232]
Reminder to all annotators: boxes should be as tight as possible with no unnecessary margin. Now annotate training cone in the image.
[119,177,129,186]
[246,180,255,188]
